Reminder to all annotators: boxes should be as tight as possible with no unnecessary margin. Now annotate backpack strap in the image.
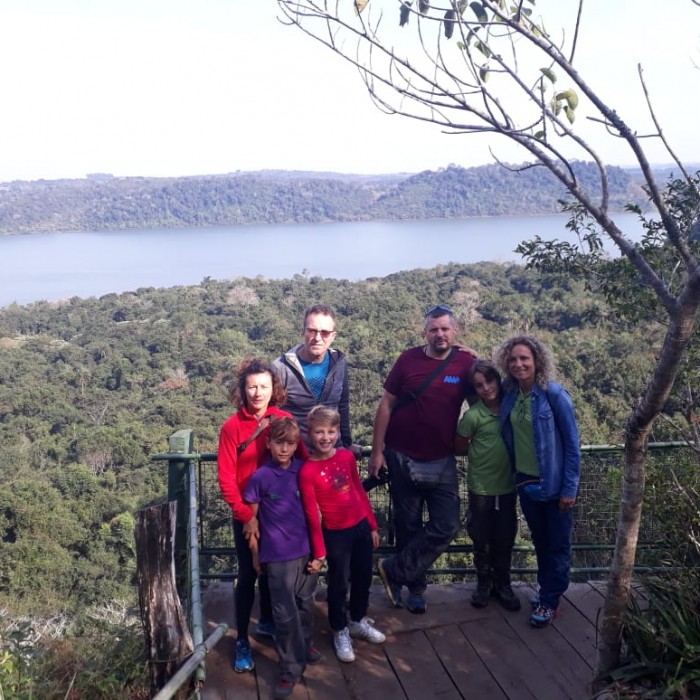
[237,415,274,456]
[392,346,458,415]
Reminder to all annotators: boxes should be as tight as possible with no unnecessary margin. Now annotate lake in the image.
[0,214,644,307]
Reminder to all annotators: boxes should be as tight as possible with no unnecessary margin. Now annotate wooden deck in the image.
[200,579,606,700]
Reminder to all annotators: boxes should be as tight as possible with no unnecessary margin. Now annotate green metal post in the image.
[167,429,194,596]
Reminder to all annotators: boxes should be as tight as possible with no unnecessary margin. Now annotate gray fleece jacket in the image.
[273,345,352,450]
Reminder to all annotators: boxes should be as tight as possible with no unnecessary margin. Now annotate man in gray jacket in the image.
[274,304,356,452]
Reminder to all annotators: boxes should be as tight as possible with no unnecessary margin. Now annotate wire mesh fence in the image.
[191,443,698,584]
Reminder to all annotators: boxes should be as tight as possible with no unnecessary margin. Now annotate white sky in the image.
[1,0,698,182]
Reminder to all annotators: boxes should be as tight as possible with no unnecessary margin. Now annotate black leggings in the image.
[233,519,273,640]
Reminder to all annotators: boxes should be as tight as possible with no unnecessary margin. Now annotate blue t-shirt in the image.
[300,353,330,400]
[243,457,310,563]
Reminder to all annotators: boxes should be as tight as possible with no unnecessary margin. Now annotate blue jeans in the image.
[323,518,374,631]
[233,519,273,639]
[518,486,573,609]
[384,449,460,593]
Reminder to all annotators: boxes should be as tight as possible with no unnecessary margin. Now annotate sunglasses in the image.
[425,304,453,316]
[304,328,335,339]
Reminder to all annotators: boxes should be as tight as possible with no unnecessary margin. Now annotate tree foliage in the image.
[277,0,700,680]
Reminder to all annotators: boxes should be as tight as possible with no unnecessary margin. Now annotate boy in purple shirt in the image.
[243,417,321,699]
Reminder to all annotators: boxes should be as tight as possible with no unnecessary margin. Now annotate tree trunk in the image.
[595,287,700,681]
[595,431,648,680]
[136,502,194,699]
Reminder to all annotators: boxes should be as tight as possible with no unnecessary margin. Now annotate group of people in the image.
[217,303,581,699]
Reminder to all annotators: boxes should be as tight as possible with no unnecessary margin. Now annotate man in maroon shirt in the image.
[368,305,476,614]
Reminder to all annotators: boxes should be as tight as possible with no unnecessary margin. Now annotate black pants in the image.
[323,518,374,631]
[233,518,273,639]
[466,491,518,587]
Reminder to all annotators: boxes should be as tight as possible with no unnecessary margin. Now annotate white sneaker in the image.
[348,617,386,644]
[333,627,355,663]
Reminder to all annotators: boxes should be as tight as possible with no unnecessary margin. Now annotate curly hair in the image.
[494,335,556,390]
[230,357,286,409]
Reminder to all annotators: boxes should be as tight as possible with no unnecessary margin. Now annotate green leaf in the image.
[556,89,579,110]
[399,1,412,27]
[479,66,489,82]
[563,105,575,124]
[470,2,488,23]
[539,67,557,84]
[475,40,492,58]
[534,130,545,140]
[443,9,456,38]
[419,0,430,13]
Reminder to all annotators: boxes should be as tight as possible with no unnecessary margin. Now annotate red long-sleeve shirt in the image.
[217,405,307,522]
[299,448,378,560]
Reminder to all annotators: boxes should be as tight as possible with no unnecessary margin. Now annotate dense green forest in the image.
[2,260,699,697]
[0,162,648,233]
[0,262,673,614]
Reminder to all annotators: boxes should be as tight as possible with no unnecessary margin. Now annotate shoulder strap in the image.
[392,346,458,415]
[237,415,274,456]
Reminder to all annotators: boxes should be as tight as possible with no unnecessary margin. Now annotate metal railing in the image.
[151,434,694,696]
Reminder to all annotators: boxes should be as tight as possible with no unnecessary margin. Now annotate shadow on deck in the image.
[200,580,608,700]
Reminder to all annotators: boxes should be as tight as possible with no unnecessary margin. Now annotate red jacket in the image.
[217,405,307,522]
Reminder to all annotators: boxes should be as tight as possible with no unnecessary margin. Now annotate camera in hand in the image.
[362,466,389,492]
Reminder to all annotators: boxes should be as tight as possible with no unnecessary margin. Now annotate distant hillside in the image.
[0,163,648,234]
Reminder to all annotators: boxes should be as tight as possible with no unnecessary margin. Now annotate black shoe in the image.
[471,582,491,608]
[491,584,522,612]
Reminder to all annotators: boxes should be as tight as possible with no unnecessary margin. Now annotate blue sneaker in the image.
[234,639,255,673]
[255,619,277,639]
[406,591,427,614]
[530,593,540,610]
[529,604,557,628]
[377,558,404,609]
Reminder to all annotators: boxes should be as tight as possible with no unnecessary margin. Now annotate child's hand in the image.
[370,530,380,549]
[307,557,324,573]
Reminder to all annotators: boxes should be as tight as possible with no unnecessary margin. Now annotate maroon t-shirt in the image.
[384,346,475,460]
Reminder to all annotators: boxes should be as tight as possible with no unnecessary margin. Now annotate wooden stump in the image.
[136,501,194,699]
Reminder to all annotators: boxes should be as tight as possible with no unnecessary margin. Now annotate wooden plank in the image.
[461,614,575,699]
[427,624,507,698]
[385,629,462,700]
[562,582,605,627]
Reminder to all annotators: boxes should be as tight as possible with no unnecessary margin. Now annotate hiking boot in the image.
[273,679,295,699]
[471,582,491,608]
[255,618,277,639]
[529,604,557,628]
[377,558,404,609]
[491,584,522,612]
[333,627,355,663]
[234,639,255,673]
[306,645,324,664]
[348,616,386,644]
[406,591,427,614]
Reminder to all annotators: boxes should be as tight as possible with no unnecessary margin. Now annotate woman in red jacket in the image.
[218,357,306,673]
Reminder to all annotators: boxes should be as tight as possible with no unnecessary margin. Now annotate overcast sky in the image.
[1,0,698,182]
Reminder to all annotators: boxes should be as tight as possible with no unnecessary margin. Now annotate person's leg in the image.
[347,519,374,623]
[386,449,424,556]
[268,558,306,683]
[323,526,353,632]
[489,491,521,611]
[401,456,460,592]
[294,558,318,658]
[491,491,518,588]
[518,490,549,591]
[467,492,492,606]
[233,519,257,641]
[539,502,573,610]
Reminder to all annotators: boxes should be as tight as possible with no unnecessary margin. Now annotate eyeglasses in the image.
[304,328,335,339]
[425,304,453,317]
